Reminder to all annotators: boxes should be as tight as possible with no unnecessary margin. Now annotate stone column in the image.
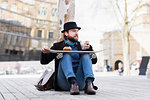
[58,0,75,40]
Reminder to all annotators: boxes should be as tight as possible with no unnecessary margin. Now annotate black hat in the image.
[61,21,81,33]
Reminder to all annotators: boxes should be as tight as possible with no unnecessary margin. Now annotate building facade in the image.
[0,0,58,61]
[102,30,123,70]
[101,2,150,71]
[0,19,31,61]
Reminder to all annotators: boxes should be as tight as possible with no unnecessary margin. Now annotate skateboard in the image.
[49,49,105,53]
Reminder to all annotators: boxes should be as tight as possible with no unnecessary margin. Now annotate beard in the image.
[67,35,78,43]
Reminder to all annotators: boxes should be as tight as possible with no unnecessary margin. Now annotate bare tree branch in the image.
[109,0,122,27]
[129,0,149,32]
[132,0,147,13]
[130,0,148,17]
[128,14,137,32]
[124,0,128,25]
[115,0,124,20]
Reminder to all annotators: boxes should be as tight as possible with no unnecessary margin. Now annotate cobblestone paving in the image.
[0,75,150,100]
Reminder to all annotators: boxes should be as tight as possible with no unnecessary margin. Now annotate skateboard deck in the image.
[49,49,104,53]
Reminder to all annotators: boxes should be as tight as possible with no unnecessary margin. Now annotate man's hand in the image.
[42,46,50,53]
[83,41,90,50]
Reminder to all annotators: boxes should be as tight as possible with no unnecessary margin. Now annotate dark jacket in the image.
[40,40,97,90]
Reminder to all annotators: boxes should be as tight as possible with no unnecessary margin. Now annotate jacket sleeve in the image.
[91,53,97,64]
[40,45,56,64]
[84,45,97,64]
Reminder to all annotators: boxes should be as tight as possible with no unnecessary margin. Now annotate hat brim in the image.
[61,27,81,33]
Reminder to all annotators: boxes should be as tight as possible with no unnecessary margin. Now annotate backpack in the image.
[34,70,55,91]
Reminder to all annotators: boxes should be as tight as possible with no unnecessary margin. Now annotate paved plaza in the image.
[0,73,150,100]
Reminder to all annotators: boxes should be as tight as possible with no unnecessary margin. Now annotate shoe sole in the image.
[70,92,80,95]
[85,91,96,95]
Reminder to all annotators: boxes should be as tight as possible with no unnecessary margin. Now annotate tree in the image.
[58,0,75,40]
[109,0,148,75]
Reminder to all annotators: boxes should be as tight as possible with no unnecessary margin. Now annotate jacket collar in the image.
[61,40,82,50]
[65,40,76,46]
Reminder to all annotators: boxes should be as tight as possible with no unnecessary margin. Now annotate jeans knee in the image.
[62,53,72,60]
[81,54,90,59]
[63,53,71,58]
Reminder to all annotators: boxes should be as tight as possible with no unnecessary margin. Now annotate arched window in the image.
[114,60,123,70]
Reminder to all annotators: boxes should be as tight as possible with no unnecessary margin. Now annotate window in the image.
[49,32,53,39]
[36,20,40,24]
[7,35,11,45]
[38,30,42,38]
[17,37,22,46]
[38,7,48,16]
[16,36,19,46]
[11,4,17,12]
[23,7,29,13]
[12,36,17,45]
[52,8,57,17]
[43,20,46,25]
[51,22,57,26]
[24,7,28,11]
[5,49,9,54]
[10,35,17,45]
[1,2,8,9]
[21,38,25,46]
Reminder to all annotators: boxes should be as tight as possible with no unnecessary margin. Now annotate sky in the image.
[74,0,118,50]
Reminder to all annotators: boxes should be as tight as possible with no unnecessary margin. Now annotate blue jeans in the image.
[57,53,94,91]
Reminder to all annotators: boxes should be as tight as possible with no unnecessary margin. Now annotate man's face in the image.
[65,29,79,42]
